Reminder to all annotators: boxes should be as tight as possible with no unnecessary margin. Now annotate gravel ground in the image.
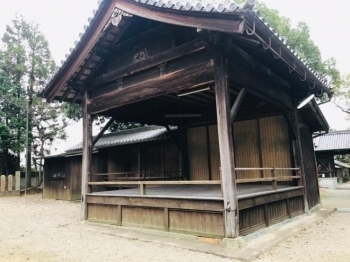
[0,193,236,262]
[0,188,349,262]
[256,187,350,262]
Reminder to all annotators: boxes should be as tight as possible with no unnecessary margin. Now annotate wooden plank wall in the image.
[43,154,107,201]
[187,127,209,180]
[187,115,293,180]
[86,189,304,238]
[299,127,320,209]
[106,142,180,179]
[259,116,292,178]
[43,157,71,200]
[234,119,261,179]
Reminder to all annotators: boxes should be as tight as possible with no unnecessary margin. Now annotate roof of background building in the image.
[334,160,350,169]
[65,125,172,154]
[314,130,350,153]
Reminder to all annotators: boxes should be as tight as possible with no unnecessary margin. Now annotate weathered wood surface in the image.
[87,37,209,88]
[81,92,93,220]
[92,117,115,147]
[227,44,292,110]
[85,187,304,238]
[115,0,245,34]
[230,87,246,123]
[88,180,221,185]
[214,54,238,238]
[299,125,320,209]
[88,60,214,114]
[292,109,309,212]
[87,195,224,211]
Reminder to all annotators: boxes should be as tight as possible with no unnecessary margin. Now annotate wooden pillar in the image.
[81,92,93,221]
[292,109,309,212]
[214,55,238,238]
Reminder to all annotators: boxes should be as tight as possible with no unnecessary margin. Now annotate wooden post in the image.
[292,109,309,212]
[140,183,146,195]
[164,208,169,231]
[214,55,238,238]
[81,92,93,221]
[271,168,277,190]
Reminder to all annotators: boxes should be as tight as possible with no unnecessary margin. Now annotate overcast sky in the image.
[0,0,349,154]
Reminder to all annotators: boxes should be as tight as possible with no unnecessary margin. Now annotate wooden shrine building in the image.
[42,0,330,239]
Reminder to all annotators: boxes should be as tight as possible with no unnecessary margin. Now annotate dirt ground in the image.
[0,188,349,262]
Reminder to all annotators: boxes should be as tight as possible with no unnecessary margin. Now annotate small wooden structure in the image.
[42,0,330,239]
[43,126,178,200]
[314,130,350,180]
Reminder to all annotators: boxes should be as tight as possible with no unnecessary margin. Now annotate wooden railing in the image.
[88,167,301,195]
[92,171,182,181]
[235,167,301,190]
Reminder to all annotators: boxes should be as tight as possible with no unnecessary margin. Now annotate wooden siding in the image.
[86,188,304,238]
[122,207,164,230]
[208,125,221,180]
[187,127,209,180]
[164,143,180,177]
[87,204,119,222]
[187,116,293,181]
[299,127,320,209]
[43,154,107,201]
[43,157,71,200]
[169,210,224,236]
[107,147,138,173]
[259,116,292,178]
[234,119,261,179]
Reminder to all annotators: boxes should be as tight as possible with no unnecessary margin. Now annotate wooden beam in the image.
[112,25,170,54]
[230,87,246,124]
[227,44,292,110]
[87,60,214,115]
[87,37,209,88]
[59,88,71,103]
[227,63,292,110]
[66,81,87,93]
[81,92,93,220]
[92,46,112,59]
[92,117,115,147]
[115,0,245,34]
[214,54,238,238]
[45,0,119,101]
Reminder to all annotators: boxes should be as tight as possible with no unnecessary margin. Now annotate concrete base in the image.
[221,237,247,250]
[0,191,20,197]
[319,177,338,189]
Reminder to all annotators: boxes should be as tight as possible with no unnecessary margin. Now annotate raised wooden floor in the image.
[86,184,304,238]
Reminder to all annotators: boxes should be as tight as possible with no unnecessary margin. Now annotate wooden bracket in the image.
[117,78,123,90]
[230,88,247,124]
[92,117,116,147]
[159,63,167,76]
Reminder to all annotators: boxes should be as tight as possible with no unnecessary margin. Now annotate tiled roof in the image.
[43,0,330,100]
[133,0,254,13]
[334,160,350,169]
[66,125,173,153]
[314,130,350,152]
